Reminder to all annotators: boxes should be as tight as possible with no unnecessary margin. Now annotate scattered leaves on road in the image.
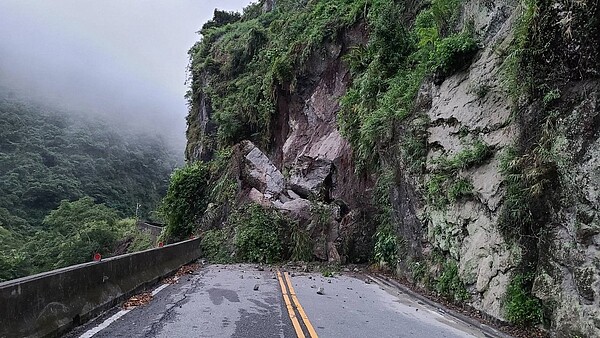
[122,263,202,309]
[175,263,199,277]
[162,276,178,284]
[122,292,153,309]
[162,263,201,285]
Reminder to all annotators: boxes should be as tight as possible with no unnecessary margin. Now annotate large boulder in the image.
[239,141,285,199]
[288,157,333,198]
[273,198,312,220]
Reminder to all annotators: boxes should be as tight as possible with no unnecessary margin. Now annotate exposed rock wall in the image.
[413,1,600,334]
[418,0,519,319]
[537,85,600,336]
[225,23,374,261]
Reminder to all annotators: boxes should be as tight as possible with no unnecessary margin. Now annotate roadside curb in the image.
[367,274,515,338]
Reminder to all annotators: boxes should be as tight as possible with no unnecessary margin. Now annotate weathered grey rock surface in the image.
[421,0,518,320]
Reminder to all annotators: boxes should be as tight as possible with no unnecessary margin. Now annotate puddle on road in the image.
[208,288,240,305]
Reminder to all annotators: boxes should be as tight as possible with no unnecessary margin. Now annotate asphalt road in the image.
[68,264,495,338]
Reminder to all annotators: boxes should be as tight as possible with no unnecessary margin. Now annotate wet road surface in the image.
[67,264,499,338]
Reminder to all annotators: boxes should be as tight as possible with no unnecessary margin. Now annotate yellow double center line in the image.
[276,270,318,338]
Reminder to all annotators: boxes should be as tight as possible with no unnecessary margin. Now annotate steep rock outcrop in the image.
[418,0,519,318]
[533,84,600,336]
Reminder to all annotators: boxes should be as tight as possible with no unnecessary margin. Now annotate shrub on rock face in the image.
[231,204,284,263]
[160,163,210,240]
[435,261,469,302]
[290,221,313,262]
[200,229,233,263]
[430,31,478,81]
[504,273,543,326]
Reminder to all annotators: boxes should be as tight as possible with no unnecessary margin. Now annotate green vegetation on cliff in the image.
[339,0,477,170]
[497,0,599,328]
[186,0,373,155]
[160,162,210,240]
[184,0,477,272]
[187,0,476,166]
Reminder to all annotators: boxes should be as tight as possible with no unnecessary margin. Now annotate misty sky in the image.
[0,0,252,151]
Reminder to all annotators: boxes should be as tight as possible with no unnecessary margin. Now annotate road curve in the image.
[66,264,499,338]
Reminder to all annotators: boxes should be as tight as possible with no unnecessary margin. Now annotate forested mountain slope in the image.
[0,90,179,281]
[0,91,177,225]
[172,0,599,336]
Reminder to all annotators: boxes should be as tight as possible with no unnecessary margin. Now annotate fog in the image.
[0,0,252,153]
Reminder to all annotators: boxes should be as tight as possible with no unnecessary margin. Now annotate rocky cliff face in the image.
[185,0,599,336]
[415,0,518,320]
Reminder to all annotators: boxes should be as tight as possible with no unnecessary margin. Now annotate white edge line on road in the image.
[79,279,176,338]
[152,282,171,296]
[78,310,131,338]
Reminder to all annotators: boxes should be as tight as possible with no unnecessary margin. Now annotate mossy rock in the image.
[574,267,596,302]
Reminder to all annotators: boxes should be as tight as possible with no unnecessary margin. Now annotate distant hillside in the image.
[0,89,180,281]
[0,90,179,226]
